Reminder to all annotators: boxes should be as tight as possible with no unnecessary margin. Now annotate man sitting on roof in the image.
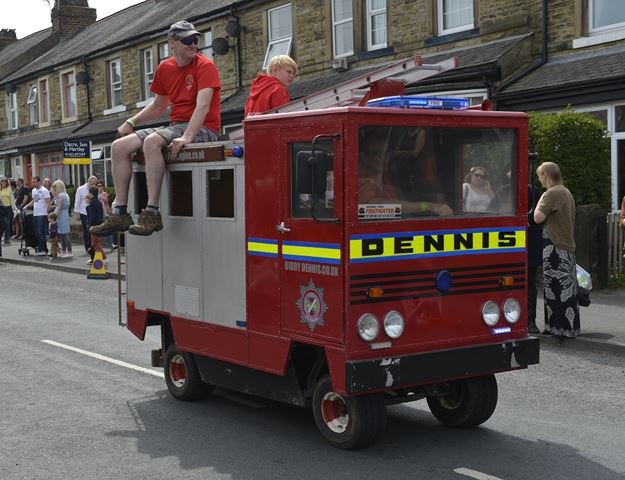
[91,20,221,237]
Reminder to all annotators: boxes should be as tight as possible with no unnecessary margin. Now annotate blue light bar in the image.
[365,95,470,110]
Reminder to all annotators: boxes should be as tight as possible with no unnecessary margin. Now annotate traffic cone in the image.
[87,249,110,279]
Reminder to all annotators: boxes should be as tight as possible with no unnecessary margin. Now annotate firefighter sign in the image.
[63,139,91,165]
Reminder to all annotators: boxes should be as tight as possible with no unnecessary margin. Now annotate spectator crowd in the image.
[0,175,117,263]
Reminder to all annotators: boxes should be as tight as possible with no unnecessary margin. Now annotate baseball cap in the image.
[168,20,200,38]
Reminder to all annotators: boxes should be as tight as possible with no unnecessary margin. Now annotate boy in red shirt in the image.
[244,55,298,117]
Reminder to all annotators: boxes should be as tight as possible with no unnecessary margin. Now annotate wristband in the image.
[125,118,136,129]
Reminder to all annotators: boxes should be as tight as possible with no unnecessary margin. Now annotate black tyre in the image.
[312,375,386,449]
[426,374,498,428]
[163,345,214,401]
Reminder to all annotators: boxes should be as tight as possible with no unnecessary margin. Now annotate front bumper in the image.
[346,337,539,394]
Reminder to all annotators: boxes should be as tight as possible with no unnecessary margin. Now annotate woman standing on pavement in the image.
[52,180,73,258]
[533,161,579,344]
[0,177,17,244]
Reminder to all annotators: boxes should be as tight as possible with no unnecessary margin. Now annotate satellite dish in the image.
[211,37,230,55]
[5,83,17,94]
[226,19,241,37]
[76,71,91,85]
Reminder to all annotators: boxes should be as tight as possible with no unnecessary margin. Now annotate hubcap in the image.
[321,392,349,433]
[169,354,187,388]
[439,383,464,410]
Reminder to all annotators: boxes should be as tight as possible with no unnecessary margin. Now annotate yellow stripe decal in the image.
[283,241,341,265]
[247,238,279,258]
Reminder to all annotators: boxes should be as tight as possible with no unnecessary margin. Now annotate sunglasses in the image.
[473,172,486,179]
[176,36,198,45]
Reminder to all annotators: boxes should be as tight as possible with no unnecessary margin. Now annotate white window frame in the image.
[108,58,123,108]
[332,0,354,58]
[38,77,50,126]
[60,68,77,121]
[27,84,38,126]
[366,0,387,51]
[262,3,293,70]
[590,0,625,34]
[158,42,170,62]
[199,30,214,60]
[6,91,18,130]
[142,49,155,101]
[574,0,625,48]
[437,0,474,36]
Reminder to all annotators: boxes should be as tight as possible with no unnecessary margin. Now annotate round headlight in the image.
[357,313,380,341]
[384,310,404,339]
[503,298,521,324]
[481,300,500,327]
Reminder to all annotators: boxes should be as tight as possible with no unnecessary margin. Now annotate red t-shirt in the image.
[244,74,289,117]
[151,54,221,132]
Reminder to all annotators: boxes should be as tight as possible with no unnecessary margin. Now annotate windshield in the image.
[357,125,517,220]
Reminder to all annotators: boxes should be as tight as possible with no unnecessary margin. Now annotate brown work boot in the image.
[128,210,163,236]
[90,213,134,236]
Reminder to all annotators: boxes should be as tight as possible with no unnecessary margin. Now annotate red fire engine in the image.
[123,57,539,449]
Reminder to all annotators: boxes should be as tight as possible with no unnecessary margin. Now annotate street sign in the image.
[63,140,91,165]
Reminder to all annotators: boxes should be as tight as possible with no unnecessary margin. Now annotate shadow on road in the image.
[106,388,624,479]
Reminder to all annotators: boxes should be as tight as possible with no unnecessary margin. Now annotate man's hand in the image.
[117,122,134,138]
[432,203,453,215]
[169,136,191,158]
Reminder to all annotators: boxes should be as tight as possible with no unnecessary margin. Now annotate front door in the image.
[279,128,344,343]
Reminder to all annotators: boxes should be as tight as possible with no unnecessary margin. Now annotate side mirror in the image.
[296,151,329,195]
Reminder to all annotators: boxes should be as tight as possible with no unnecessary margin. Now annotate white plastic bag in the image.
[576,264,592,291]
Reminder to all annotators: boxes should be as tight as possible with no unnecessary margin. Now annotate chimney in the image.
[51,0,97,38]
[0,29,17,50]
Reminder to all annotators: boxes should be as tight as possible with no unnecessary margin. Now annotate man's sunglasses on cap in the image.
[176,36,198,45]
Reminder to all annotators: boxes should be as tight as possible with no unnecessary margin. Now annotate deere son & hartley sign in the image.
[63,140,91,165]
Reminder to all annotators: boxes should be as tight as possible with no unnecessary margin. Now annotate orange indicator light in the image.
[367,287,384,298]
[500,276,514,287]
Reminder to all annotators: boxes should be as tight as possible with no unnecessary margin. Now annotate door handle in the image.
[276,222,291,234]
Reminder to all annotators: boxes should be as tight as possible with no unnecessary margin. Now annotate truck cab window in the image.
[357,125,516,220]
[206,168,235,219]
[290,141,334,219]
[169,170,193,217]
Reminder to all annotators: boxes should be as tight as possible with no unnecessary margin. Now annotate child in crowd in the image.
[48,212,59,259]
[244,55,298,117]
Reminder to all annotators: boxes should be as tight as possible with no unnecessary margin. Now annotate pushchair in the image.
[18,211,37,256]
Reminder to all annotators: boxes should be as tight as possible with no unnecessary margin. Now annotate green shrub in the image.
[529,108,611,210]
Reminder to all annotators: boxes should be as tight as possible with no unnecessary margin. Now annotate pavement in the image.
[1,238,624,356]
[0,237,124,280]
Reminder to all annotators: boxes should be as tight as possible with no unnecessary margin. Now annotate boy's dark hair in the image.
[89,186,99,197]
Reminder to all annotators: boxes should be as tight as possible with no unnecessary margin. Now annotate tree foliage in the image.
[529,108,611,210]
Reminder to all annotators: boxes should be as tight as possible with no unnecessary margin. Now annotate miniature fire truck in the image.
[123,56,539,449]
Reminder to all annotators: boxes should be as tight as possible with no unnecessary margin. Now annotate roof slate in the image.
[2,0,241,84]
[500,43,625,93]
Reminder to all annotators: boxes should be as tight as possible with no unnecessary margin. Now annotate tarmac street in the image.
[2,238,623,356]
[1,258,624,479]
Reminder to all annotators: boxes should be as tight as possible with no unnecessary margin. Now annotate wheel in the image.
[311,375,386,449]
[163,345,214,401]
[426,374,498,428]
